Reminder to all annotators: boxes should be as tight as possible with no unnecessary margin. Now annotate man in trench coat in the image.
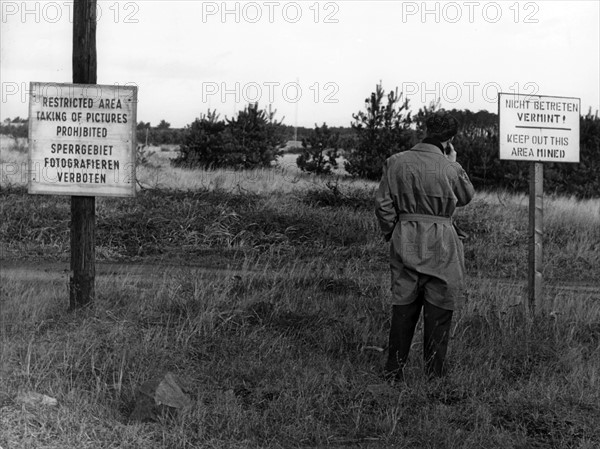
[375,110,474,379]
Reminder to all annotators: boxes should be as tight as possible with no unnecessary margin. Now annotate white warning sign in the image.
[28,82,138,197]
[498,93,580,163]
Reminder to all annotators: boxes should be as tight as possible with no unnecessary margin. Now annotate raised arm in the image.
[451,162,475,207]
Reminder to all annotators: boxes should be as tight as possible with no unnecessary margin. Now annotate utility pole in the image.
[70,0,97,309]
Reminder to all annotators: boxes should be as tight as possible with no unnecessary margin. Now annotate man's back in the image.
[383,142,473,218]
[375,141,474,309]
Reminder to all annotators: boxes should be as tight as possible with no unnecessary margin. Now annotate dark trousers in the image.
[385,293,453,378]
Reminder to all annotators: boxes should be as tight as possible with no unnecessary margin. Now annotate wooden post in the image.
[527,161,543,315]
[70,0,97,309]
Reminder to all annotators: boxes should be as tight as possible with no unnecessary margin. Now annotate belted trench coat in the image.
[375,143,475,310]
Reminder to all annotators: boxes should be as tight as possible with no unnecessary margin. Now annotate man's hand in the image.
[446,142,457,163]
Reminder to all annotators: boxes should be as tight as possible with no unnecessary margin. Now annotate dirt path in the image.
[1,259,599,297]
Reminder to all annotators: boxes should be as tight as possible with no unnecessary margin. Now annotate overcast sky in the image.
[1,1,599,128]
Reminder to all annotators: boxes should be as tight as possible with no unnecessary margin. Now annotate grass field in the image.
[1,140,599,448]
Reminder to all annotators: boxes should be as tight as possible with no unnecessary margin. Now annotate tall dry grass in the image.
[1,138,599,448]
[1,255,599,448]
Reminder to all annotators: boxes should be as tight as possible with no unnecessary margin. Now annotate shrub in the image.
[171,105,285,170]
[0,118,28,139]
[171,110,229,169]
[344,83,413,180]
[225,103,286,169]
[296,123,340,175]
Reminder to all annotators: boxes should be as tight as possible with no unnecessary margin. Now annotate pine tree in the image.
[296,123,340,175]
[344,83,413,180]
[225,103,285,169]
[171,110,228,168]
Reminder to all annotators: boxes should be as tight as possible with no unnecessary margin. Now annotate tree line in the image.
[2,84,598,198]
[168,83,600,198]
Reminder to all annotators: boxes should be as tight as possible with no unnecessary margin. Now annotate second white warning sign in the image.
[498,93,580,163]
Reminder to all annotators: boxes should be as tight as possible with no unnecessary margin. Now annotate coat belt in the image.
[397,213,452,224]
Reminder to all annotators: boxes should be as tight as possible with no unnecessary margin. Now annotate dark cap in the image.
[425,110,459,142]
